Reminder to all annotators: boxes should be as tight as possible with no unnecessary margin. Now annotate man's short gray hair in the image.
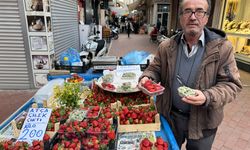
[179,0,211,15]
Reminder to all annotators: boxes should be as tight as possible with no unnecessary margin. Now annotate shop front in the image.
[0,0,80,90]
[219,0,250,72]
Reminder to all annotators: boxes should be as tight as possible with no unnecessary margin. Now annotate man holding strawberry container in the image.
[138,0,242,149]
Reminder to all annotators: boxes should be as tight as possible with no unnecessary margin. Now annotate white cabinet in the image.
[79,24,90,48]
[23,0,55,87]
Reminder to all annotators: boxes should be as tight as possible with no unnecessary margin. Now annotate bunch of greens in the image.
[54,82,81,109]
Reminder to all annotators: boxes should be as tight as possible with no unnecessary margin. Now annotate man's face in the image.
[179,0,209,37]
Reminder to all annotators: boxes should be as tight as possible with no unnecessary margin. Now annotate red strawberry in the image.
[105,112,112,118]
[131,112,137,119]
[156,137,164,145]
[66,127,73,132]
[80,121,88,128]
[64,141,71,148]
[122,107,129,115]
[94,144,100,149]
[142,139,150,147]
[140,138,153,150]
[92,120,99,127]
[33,145,41,150]
[43,133,50,141]
[92,106,100,111]
[107,130,116,140]
[163,142,168,149]
[32,140,40,147]
[69,143,76,148]
[52,143,59,150]
[94,127,101,132]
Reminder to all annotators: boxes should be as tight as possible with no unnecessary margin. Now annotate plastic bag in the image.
[33,78,64,104]
[60,48,81,66]
[121,50,150,65]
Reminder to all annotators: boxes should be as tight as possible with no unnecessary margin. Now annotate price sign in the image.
[116,65,141,72]
[17,108,52,144]
[116,65,141,77]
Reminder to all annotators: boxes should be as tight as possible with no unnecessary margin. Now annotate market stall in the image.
[0,67,179,150]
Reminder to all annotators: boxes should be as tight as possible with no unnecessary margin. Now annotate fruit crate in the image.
[86,106,101,119]
[54,61,89,73]
[112,97,154,111]
[117,113,161,133]
[52,119,118,150]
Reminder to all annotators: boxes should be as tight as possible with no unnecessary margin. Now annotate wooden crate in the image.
[113,96,155,110]
[117,113,161,133]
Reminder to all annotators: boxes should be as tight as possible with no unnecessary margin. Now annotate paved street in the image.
[0,33,250,150]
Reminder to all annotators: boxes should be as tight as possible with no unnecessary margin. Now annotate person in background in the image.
[156,19,162,31]
[138,0,242,149]
[150,25,158,42]
[126,19,134,38]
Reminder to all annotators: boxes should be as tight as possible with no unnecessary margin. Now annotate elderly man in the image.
[138,0,242,149]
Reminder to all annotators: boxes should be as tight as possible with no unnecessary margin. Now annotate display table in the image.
[0,80,179,150]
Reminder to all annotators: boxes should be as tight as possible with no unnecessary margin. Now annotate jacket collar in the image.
[172,27,227,56]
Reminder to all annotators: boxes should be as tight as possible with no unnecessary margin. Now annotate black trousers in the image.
[127,30,131,37]
[170,110,217,150]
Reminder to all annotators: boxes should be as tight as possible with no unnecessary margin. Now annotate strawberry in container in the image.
[57,120,87,139]
[52,138,81,150]
[140,138,153,150]
[85,118,117,139]
[66,73,84,83]
[86,106,101,119]
[154,137,169,150]
[140,80,165,96]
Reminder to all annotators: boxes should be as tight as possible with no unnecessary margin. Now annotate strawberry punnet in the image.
[154,137,169,150]
[118,105,157,125]
[143,80,164,93]
[140,138,153,150]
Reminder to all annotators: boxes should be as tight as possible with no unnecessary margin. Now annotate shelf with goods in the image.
[23,0,55,87]
[221,0,250,72]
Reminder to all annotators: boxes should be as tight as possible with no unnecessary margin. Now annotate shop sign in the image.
[17,108,52,144]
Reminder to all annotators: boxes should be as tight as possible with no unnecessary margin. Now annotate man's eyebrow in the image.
[183,8,205,11]
[196,8,205,11]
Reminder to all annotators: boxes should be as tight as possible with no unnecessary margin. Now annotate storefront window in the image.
[222,0,250,72]
[222,0,250,34]
[157,4,170,12]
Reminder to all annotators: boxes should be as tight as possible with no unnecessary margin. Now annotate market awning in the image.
[109,6,129,16]
[127,0,145,11]
[109,1,129,16]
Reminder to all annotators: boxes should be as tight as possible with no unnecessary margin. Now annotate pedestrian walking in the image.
[126,19,134,38]
[138,0,242,150]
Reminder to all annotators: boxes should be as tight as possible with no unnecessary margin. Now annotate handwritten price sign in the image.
[17,108,52,143]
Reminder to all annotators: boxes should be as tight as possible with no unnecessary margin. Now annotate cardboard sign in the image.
[17,108,52,143]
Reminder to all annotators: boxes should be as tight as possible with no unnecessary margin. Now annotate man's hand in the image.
[138,76,150,89]
[181,90,206,106]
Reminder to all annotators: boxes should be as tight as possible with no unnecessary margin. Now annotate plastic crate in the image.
[54,61,89,73]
